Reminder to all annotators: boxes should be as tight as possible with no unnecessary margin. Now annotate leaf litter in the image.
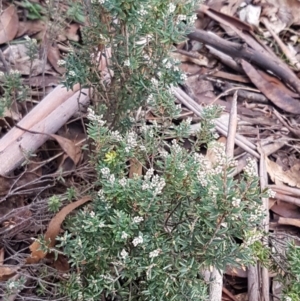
[0,0,300,300]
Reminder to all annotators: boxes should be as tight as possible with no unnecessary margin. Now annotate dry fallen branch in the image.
[0,86,89,175]
[187,29,300,97]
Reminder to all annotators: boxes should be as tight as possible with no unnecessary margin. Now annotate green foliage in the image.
[22,0,44,20]
[0,70,27,116]
[0,35,39,116]
[48,195,62,213]
[53,1,270,300]
[5,277,26,298]
[24,35,39,62]
[57,106,267,300]
[282,242,300,301]
[62,0,197,129]
[67,1,85,23]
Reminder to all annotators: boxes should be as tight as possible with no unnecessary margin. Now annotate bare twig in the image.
[226,92,237,158]
[269,184,300,198]
[259,148,270,301]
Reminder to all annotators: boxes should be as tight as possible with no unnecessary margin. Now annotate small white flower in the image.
[98,189,104,198]
[149,249,160,258]
[146,94,154,104]
[173,65,179,72]
[244,158,257,177]
[157,71,162,78]
[90,211,95,218]
[145,168,154,181]
[151,77,158,86]
[121,231,129,239]
[125,146,131,153]
[185,117,192,125]
[142,182,150,190]
[68,70,76,77]
[175,104,181,111]
[111,130,122,142]
[132,235,143,246]
[24,35,31,41]
[10,70,20,75]
[120,249,128,259]
[100,167,110,178]
[109,174,115,184]
[99,33,106,40]
[124,59,130,67]
[126,132,138,149]
[159,148,169,158]
[267,189,276,198]
[133,216,144,224]
[167,3,176,14]
[232,197,241,208]
[140,145,146,151]
[177,14,186,21]
[168,85,175,94]
[189,14,198,24]
[86,108,106,126]
[8,281,16,289]
[221,222,227,228]
[138,5,147,16]
[0,71,4,77]
[213,132,219,139]
[57,59,66,66]
[78,292,83,301]
[180,73,187,81]
[285,296,292,301]
[119,178,127,187]
[99,222,105,228]
[165,62,172,69]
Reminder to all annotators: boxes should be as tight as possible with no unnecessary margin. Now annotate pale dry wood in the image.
[209,90,238,301]
[278,217,300,228]
[209,268,223,301]
[0,88,89,175]
[226,92,237,158]
[273,192,300,206]
[259,151,270,301]
[207,46,244,73]
[0,84,80,153]
[269,184,300,198]
[248,265,260,301]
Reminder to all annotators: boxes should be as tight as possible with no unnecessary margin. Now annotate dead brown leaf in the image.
[129,158,142,178]
[271,200,300,219]
[47,45,65,75]
[0,5,19,44]
[262,0,300,31]
[225,266,247,278]
[51,134,81,166]
[16,20,46,38]
[26,196,92,264]
[278,216,300,228]
[65,23,80,42]
[241,60,300,114]
[0,248,19,281]
[4,44,52,76]
[265,155,300,188]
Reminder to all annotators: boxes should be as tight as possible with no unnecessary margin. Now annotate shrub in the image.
[55,1,269,300]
